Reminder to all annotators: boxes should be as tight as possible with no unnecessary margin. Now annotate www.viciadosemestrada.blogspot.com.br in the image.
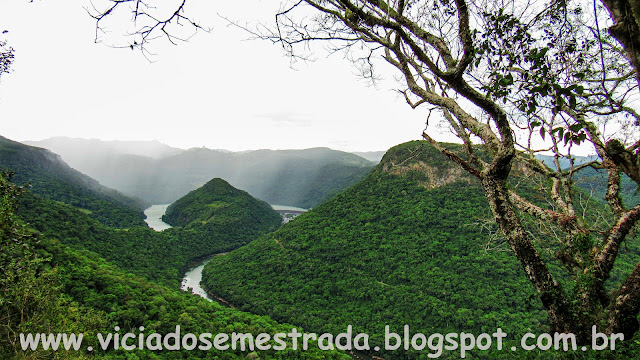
[19,325,624,358]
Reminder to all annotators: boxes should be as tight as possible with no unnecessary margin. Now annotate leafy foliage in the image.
[0,172,108,359]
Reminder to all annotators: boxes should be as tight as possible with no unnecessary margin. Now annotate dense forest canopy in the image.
[15,174,281,287]
[202,140,640,358]
[0,172,349,359]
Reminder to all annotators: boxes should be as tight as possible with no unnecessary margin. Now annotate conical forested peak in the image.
[162,177,281,229]
[200,177,237,193]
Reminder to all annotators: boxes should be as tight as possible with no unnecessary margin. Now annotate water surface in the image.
[271,204,308,212]
[144,204,172,231]
[181,259,214,301]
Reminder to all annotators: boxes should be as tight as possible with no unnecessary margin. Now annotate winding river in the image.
[143,204,172,231]
[143,204,221,302]
[144,203,309,302]
[180,258,215,301]
[145,204,372,359]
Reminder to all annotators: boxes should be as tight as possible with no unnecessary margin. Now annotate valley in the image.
[143,203,224,303]
[2,136,640,359]
[0,142,347,359]
[5,1,640,358]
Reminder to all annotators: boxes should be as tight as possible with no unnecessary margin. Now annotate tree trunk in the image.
[607,264,640,339]
[601,0,640,89]
[481,175,588,341]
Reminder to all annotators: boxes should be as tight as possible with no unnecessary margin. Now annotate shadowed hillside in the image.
[0,135,148,228]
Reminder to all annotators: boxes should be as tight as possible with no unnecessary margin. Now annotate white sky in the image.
[0,0,438,152]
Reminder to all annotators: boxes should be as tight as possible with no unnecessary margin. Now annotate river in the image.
[144,204,373,359]
[180,258,214,301]
[143,204,172,231]
[270,204,308,212]
[144,203,309,302]
[143,204,220,302]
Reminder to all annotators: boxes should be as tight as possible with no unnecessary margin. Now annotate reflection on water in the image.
[271,204,308,212]
[144,204,172,231]
[181,259,213,301]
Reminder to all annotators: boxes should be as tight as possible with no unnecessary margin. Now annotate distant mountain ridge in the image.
[351,150,386,163]
[25,136,184,159]
[26,137,376,207]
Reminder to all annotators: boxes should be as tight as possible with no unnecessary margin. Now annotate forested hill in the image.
[201,140,639,359]
[163,177,281,229]
[0,135,148,228]
[1,174,347,360]
[160,178,283,267]
[201,141,544,358]
[17,177,282,286]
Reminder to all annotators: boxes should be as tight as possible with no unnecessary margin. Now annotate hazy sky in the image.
[0,0,440,152]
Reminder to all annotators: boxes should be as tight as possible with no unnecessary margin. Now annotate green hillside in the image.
[17,178,281,286]
[0,135,148,228]
[1,173,347,359]
[201,141,640,359]
[201,141,539,358]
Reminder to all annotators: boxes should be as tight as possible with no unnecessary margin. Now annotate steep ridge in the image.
[202,141,640,359]
[0,135,148,228]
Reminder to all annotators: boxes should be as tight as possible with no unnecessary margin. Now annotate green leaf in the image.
[569,123,583,132]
